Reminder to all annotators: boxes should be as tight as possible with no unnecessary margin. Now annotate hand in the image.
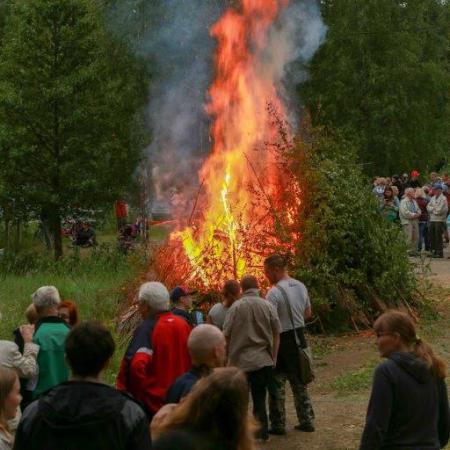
[151,403,178,440]
[20,324,35,343]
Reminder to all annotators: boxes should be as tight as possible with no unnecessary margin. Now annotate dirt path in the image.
[263,258,450,450]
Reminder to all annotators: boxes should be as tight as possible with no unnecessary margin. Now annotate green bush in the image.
[294,131,417,330]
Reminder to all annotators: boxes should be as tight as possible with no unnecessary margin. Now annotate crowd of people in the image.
[374,171,450,258]
[0,254,449,449]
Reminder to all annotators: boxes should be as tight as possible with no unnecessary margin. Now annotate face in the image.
[180,295,193,309]
[376,330,402,357]
[4,377,21,421]
[58,307,70,324]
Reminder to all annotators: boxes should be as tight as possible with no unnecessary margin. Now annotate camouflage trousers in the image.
[268,370,315,431]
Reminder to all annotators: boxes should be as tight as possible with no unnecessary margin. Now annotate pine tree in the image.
[0,0,147,257]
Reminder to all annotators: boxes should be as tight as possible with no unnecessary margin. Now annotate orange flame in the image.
[169,0,300,289]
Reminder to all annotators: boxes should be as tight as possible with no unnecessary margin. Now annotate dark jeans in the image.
[430,221,444,256]
[418,221,429,251]
[246,366,273,440]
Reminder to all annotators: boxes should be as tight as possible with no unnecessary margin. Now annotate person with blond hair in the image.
[0,367,22,450]
[152,367,257,450]
[360,311,450,450]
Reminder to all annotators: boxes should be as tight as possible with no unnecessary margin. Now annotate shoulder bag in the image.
[277,285,315,385]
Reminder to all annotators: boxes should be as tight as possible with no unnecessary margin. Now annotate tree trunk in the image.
[4,219,10,254]
[50,209,63,259]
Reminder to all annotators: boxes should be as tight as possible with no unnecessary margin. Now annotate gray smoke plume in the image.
[108,0,326,213]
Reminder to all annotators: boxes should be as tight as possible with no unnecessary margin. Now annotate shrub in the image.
[293,129,417,331]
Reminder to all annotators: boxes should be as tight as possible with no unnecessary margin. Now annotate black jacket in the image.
[166,366,210,404]
[14,381,151,450]
[360,352,450,450]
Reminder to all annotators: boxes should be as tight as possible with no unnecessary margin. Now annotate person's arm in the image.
[437,379,450,449]
[11,326,39,379]
[272,330,280,363]
[359,366,393,450]
[222,306,236,361]
[304,306,312,321]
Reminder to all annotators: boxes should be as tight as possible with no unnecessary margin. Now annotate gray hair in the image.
[138,282,170,312]
[404,187,415,196]
[32,286,61,311]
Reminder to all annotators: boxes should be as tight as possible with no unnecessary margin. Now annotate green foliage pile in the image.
[302,0,450,175]
[294,130,417,330]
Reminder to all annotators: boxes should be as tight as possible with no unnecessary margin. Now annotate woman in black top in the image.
[360,311,450,450]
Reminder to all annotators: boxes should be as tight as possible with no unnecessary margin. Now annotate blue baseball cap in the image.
[170,286,197,303]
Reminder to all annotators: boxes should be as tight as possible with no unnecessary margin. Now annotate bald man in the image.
[165,324,226,404]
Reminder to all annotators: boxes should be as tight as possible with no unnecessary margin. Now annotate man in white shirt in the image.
[264,254,315,435]
[427,183,448,258]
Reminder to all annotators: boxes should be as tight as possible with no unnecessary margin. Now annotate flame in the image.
[168,0,300,289]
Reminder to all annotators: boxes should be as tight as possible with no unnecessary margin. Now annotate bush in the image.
[294,130,417,330]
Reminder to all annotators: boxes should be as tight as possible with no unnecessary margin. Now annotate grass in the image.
[331,359,378,396]
[0,226,160,384]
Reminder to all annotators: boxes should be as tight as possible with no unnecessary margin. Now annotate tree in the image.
[302,0,450,175]
[0,0,147,257]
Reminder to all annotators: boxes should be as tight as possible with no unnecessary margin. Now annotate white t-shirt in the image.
[266,277,311,332]
[207,303,228,330]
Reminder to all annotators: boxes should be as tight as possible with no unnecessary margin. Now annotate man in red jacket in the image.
[117,282,191,419]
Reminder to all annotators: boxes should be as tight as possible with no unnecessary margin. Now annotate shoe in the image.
[268,428,286,435]
[295,424,315,432]
[256,436,270,443]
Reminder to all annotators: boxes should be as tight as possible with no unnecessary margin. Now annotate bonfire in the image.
[151,0,303,292]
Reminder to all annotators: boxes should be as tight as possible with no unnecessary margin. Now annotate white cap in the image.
[138,282,170,312]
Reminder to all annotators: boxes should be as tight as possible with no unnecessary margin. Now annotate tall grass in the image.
[0,245,147,384]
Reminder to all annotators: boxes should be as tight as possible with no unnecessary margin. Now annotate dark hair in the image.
[222,280,240,298]
[374,311,446,379]
[65,321,115,377]
[0,367,17,433]
[264,254,286,270]
[158,367,256,450]
[240,276,258,291]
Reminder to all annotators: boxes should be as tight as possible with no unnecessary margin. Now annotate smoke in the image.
[267,0,328,121]
[108,0,326,211]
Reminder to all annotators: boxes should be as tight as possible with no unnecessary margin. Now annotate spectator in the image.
[399,188,421,257]
[0,325,38,384]
[360,311,449,450]
[171,286,202,327]
[58,300,80,327]
[166,324,226,404]
[10,305,39,412]
[415,188,430,253]
[430,172,439,186]
[0,323,38,426]
[391,185,400,208]
[264,254,315,435]
[408,170,421,188]
[117,282,191,419]
[153,367,256,450]
[31,286,70,399]
[380,186,399,222]
[74,222,96,247]
[0,368,21,450]
[391,175,404,199]
[372,178,386,207]
[14,322,151,450]
[207,280,241,330]
[427,183,448,258]
[223,275,280,442]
